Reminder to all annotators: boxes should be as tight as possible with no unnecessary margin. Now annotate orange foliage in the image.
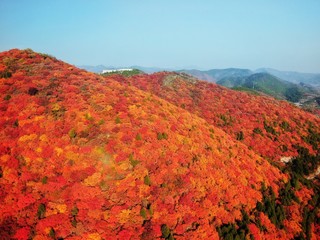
[0,49,318,239]
[114,72,320,161]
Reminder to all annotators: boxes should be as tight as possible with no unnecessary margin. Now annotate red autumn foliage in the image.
[0,49,319,239]
[113,72,320,161]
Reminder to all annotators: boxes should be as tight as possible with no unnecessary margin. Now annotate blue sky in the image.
[1,0,319,72]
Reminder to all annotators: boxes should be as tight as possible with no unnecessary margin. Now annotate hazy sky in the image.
[1,0,320,72]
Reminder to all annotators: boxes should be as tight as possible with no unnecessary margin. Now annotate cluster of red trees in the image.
[0,49,319,239]
[115,72,320,161]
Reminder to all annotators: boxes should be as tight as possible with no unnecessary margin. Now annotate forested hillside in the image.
[112,72,320,162]
[0,49,319,239]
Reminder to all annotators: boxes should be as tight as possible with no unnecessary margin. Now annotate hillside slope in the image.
[0,49,319,239]
[180,68,320,89]
[0,49,288,239]
[109,73,320,239]
[112,72,320,162]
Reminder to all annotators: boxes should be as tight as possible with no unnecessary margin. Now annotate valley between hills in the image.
[1,49,320,239]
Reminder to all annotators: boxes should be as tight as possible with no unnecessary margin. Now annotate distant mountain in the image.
[179,68,253,82]
[217,72,306,102]
[81,65,320,88]
[180,68,320,88]
[206,68,253,80]
[77,65,109,73]
[255,68,320,88]
[176,69,217,82]
[179,68,320,103]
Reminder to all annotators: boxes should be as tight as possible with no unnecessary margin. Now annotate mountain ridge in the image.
[217,72,306,102]
[256,68,320,87]
[111,71,320,161]
[79,64,320,85]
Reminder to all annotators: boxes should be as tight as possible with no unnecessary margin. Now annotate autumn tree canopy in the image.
[0,49,319,239]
